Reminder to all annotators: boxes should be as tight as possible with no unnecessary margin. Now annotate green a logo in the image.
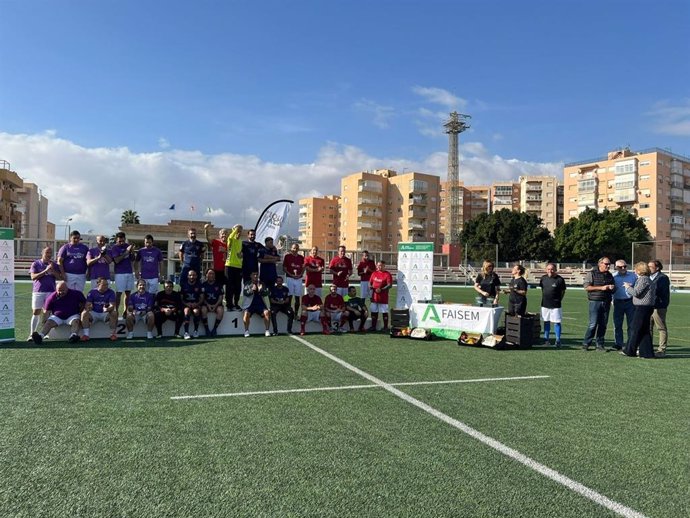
[422,304,440,323]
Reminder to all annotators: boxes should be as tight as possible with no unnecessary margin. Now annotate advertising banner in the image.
[254,199,293,245]
[396,242,434,308]
[0,228,15,342]
[410,302,503,340]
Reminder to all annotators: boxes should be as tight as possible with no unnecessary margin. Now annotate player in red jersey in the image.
[328,245,353,297]
[282,243,305,314]
[304,246,325,299]
[356,250,376,299]
[322,284,349,332]
[368,260,393,331]
[299,284,324,335]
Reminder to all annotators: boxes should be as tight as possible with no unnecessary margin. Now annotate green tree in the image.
[554,207,651,263]
[120,210,140,225]
[460,209,554,263]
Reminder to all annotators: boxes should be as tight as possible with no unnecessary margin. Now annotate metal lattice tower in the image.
[443,111,471,245]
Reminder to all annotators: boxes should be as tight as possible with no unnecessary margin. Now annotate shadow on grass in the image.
[0,338,213,350]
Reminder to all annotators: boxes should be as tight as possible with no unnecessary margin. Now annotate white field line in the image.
[171,375,550,400]
[289,335,648,518]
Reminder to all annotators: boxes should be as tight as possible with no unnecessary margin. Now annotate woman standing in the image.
[474,260,501,307]
[505,264,527,316]
[621,262,656,359]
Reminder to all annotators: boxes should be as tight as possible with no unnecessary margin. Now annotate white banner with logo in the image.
[254,199,293,245]
[0,228,15,343]
[396,242,434,308]
[410,302,503,340]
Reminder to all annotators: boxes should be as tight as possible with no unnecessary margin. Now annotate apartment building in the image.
[0,160,24,236]
[339,169,441,252]
[563,147,690,257]
[492,181,520,211]
[439,182,490,243]
[297,195,341,251]
[519,175,562,233]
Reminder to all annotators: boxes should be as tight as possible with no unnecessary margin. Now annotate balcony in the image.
[358,196,383,206]
[1,189,18,203]
[357,222,383,230]
[358,181,383,193]
[409,209,427,218]
[409,222,425,230]
[525,195,542,201]
[525,184,542,192]
[409,194,427,206]
[357,210,380,219]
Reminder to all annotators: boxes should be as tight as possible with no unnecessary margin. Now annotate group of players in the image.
[27,225,394,342]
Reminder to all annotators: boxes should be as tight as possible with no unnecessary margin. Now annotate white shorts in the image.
[131,311,151,323]
[88,311,111,323]
[65,273,86,292]
[335,287,348,298]
[32,292,50,311]
[115,273,135,292]
[142,277,159,294]
[327,311,343,322]
[370,303,389,314]
[48,314,80,326]
[541,307,562,323]
[359,282,371,299]
[303,310,321,323]
[286,277,303,297]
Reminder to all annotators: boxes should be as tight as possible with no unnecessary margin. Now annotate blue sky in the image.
[1,0,689,235]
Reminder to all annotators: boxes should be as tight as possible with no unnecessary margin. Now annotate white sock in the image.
[30,315,40,333]
[83,328,90,337]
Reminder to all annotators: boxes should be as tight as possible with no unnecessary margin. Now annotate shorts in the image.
[541,307,562,323]
[359,282,371,299]
[142,277,160,295]
[303,310,321,323]
[131,311,151,323]
[89,311,110,323]
[65,273,86,292]
[326,310,343,322]
[286,277,303,297]
[370,303,389,314]
[48,314,80,326]
[32,291,50,311]
[115,273,135,292]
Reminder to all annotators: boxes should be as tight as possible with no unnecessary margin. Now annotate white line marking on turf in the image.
[289,335,648,518]
[171,375,549,400]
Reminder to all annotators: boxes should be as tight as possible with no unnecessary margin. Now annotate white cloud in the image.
[648,99,690,136]
[353,99,395,129]
[412,86,467,110]
[0,131,562,237]
[158,137,170,149]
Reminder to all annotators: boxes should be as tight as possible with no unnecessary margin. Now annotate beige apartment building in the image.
[0,160,24,236]
[519,176,563,233]
[563,147,690,257]
[297,195,341,251]
[339,169,441,252]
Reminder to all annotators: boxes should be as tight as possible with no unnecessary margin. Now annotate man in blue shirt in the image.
[178,228,205,290]
[612,259,637,350]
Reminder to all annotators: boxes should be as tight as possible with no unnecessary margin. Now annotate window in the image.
[639,203,650,209]
[639,161,650,167]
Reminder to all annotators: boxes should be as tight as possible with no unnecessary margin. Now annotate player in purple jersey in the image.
[81,277,118,341]
[31,281,86,344]
[86,235,113,291]
[126,279,155,339]
[181,270,203,339]
[28,246,63,340]
[136,234,164,294]
[201,269,225,336]
[111,231,136,316]
[57,230,89,292]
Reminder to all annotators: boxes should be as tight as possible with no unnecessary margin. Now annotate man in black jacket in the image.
[648,259,670,357]
[582,257,615,351]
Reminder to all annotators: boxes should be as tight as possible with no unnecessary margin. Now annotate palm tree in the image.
[121,210,140,225]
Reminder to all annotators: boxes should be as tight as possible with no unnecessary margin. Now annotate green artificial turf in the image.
[1,283,688,517]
